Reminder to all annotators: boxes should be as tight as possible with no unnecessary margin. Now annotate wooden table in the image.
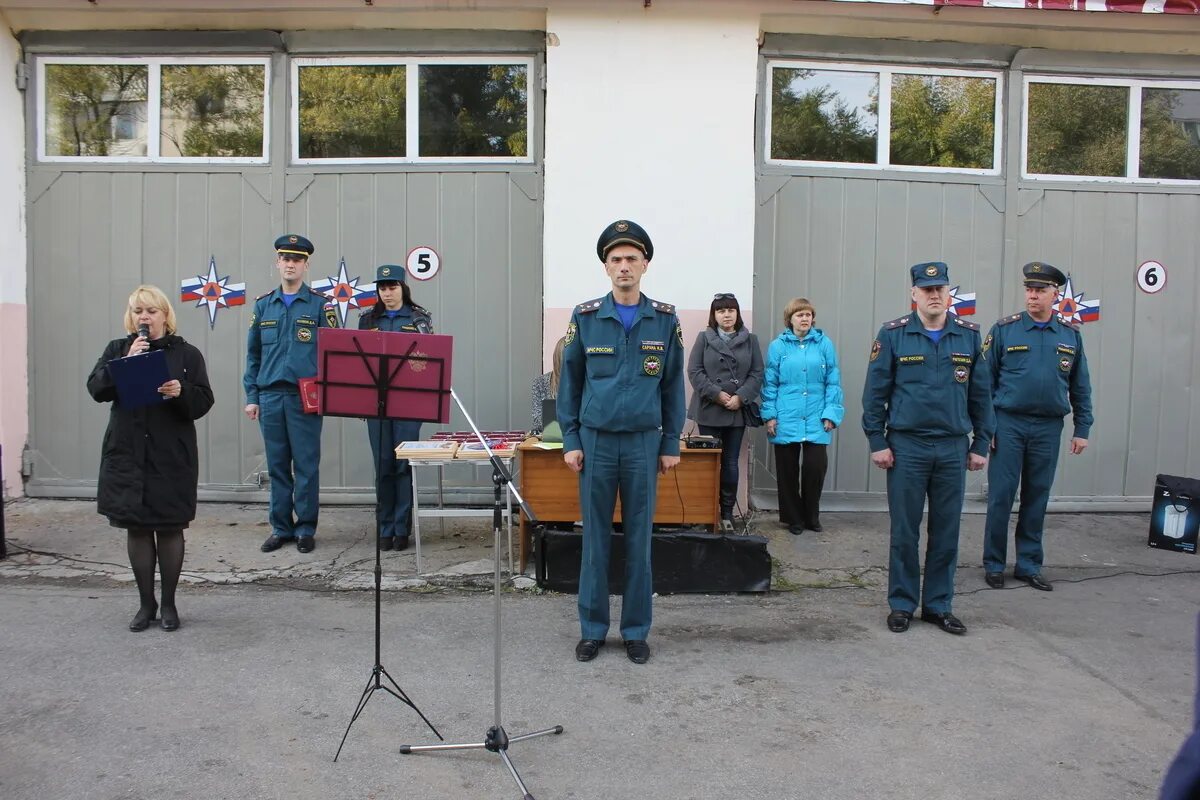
[515,442,721,573]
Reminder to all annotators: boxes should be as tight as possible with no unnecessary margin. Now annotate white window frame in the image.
[1022,74,1200,184]
[290,55,537,165]
[37,56,271,164]
[764,59,1004,176]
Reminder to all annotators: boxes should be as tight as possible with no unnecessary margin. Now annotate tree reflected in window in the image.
[45,64,148,157]
[771,68,877,164]
[1027,83,1127,177]
[298,65,407,159]
[1140,88,1200,181]
[418,65,528,157]
[890,74,995,169]
[160,65,265,158]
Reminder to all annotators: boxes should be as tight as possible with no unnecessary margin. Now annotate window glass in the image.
[160,64,265,158]
[418,64,528,157]
[890,74,996,170]
[297,65,407,159]
[45,63,149,157]
[1139,88,1200,181]
[1027,82,1128,177]
[771,68,878,164]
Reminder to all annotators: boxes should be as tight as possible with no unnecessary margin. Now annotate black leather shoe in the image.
[886,609,912,633]
[160,605,180,632]
[921,610,967,635]
[807,521,823,532]
[575,639,604,662]
[260,534,290,553]
[394,536,410,552]
[1016,573,1053,592]
[624,640,651,664]
[378,536,394,551]
[788,525,804,536]
[985,572,1005,589]
[296,536,315,553]
[129,604,157,632]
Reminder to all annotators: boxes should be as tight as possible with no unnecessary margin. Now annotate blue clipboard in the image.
[107,348,170,410]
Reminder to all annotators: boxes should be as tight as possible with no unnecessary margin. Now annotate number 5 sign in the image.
[1136,260,1166,295]
[406,246,441,281]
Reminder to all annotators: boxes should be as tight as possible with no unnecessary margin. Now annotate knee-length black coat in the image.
[86,334,215,529]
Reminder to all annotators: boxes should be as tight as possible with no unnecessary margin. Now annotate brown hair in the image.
[123,284,178,336]
[782,297,815,327]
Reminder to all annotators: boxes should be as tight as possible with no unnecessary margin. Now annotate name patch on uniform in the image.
[951,353,972,365]
[586,346,615,355]
[954,365,970,383]
[296,317,316,326]
[898,355,925,365]
[643,355,662,376]
[258,319,277,328]
[641,340,665,352]
[1006,345,1029,353]
[1056,344,1076,355]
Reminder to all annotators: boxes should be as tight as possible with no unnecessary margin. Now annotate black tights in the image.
[127,528,185,612]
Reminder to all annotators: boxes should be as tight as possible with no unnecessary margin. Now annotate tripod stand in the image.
[400,387,562,800]
[317,328,453,761]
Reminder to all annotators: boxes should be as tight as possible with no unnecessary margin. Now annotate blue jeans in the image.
[698,424,745,493]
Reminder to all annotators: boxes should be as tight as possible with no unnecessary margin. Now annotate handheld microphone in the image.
[137,324,150,340]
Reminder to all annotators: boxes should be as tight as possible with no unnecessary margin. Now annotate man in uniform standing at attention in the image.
[558,219,686,664]
[862,262,994,635]
[981,262,1092,591]
[244,234,339,554]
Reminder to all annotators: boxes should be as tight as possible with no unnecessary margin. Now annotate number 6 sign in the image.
[1136,260,1166,295]
[406,246,441,281]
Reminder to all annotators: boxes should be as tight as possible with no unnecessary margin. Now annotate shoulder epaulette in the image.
[255,289,273,301]
[953,317,980,331]
[1057,315,1082,331]
[997,313,1023,326]
[883,316,910,330]
[576,297,605,314]
[649,300,676,314]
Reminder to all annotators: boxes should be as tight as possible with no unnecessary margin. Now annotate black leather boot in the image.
[719,483,737,530]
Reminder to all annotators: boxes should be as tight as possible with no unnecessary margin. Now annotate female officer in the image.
[761,297,843,535]
[357,265,434,551]
[87,284,214,631]
[686,293,764,529]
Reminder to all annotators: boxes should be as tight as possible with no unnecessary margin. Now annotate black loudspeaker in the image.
[535,528,771,594]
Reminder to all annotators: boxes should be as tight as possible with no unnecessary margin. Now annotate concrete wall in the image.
[0,21,26,499]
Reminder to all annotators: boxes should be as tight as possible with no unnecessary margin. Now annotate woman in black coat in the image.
[686,293,764,528]
[87,285,214,632]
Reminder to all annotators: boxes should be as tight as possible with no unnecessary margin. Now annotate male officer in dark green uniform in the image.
[244,234,339,554]
[862,261,994,635]
[981,262,1092,591]
[558,219,686,664]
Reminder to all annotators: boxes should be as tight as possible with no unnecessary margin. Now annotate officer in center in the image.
[980,261,1093,592]
[244,234,340,554]
[862,261,994,636]
[558,219,686,665]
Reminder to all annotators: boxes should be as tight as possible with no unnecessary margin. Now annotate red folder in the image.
[298,376,319,414]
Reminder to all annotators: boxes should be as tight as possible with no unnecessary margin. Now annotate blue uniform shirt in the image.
[244,284,339,403]
[980,311,1093,439]
[558,293,687,457]
[357,303,433,334]
[862,314,994,456]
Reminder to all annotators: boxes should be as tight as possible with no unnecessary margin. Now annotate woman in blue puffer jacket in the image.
[761,297,844,535]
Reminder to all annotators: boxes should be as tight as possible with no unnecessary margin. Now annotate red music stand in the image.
[318,327,452,761]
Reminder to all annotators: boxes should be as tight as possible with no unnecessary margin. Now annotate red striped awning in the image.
[829,0,1198,14]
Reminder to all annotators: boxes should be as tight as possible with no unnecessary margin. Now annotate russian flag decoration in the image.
[311,258,377,327]
[181,257,246,329]
[1054,275,1101,324]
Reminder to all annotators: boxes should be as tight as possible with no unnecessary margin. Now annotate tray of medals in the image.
[428,430,530,459]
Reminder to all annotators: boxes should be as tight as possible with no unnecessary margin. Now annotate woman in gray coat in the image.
[687,293,765,528]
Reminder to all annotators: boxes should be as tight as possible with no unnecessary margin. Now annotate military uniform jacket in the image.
[980,311,1093,439]
[862,314,994,456]
[356,303,434,335]
[243,284,339,403]
[558,292,687,457]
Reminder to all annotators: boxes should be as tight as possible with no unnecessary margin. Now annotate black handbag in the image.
[741,401,763,428]
[1148,473,1200,554]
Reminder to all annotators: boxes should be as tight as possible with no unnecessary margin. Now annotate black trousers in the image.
[774,442,828,527]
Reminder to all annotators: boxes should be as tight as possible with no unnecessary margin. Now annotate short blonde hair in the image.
[123,284,178,336]
[783,297,815,327]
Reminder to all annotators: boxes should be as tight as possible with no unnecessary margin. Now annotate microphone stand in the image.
[400,388,562,800]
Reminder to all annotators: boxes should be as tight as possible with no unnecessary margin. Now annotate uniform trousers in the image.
[577,426,660,642]
[367,419,422,540]
[983,410,1064,577]
[887,431,967,615]
[773,441,828,527]
[258,390,323,539]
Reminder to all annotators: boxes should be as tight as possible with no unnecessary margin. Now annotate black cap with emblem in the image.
[274,233,314,257]
[910,261,950,288]
[375,264,406,285]
[1022,261,1067,288]
[597,219,653,262]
